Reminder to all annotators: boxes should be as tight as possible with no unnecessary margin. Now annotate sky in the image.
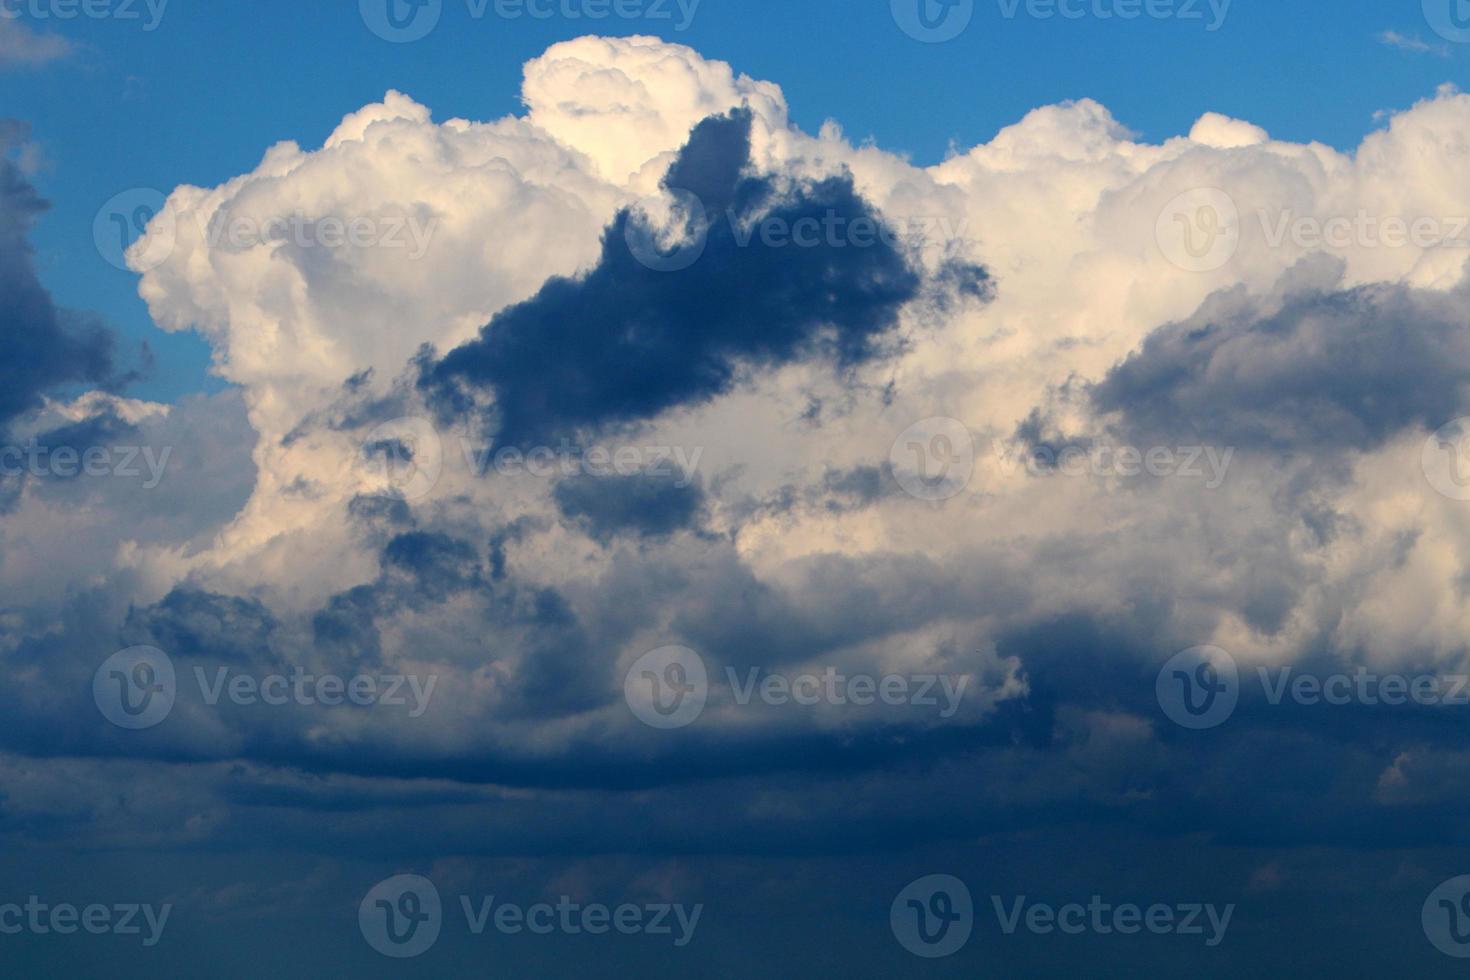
[5,0,1470,976]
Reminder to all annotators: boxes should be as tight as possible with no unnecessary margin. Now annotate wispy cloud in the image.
[1377,29,1450,57]
[0,18,73,71]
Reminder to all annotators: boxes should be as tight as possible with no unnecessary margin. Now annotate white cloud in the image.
[1378,29,1449,56]
[24,33,1469,768]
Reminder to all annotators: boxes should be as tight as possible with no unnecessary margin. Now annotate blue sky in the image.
[4,0,1466,401]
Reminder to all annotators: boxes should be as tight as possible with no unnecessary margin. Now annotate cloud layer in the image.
[6,40,1470,969]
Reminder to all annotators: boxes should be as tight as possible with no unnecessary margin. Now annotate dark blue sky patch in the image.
[0,124,124,434]
[553,470,705,542]
[418,109,927,448]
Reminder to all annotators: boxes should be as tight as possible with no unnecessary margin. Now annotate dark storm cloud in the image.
[552,469,705,542]
[381,530,485,601]
[417,109,929,448]
[1092,272,1470,452]
[0,121,121,433]
[1013,407,1095,472]
[310,522,605,715]
[124,589,280,667]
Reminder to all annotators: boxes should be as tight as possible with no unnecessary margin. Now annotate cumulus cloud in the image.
[1093,260,1470,453]
[8,35,1470,877]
